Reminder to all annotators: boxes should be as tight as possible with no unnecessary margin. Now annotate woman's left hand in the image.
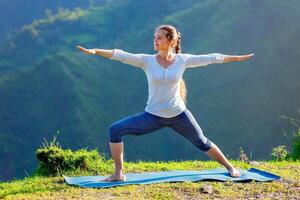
[223,53,254,63]
[236,53,254,62]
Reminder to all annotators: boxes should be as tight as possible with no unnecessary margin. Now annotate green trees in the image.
[291,129,300,160]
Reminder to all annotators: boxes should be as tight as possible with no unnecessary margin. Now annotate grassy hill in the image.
[1,0,300,181]
[0,160,299,199]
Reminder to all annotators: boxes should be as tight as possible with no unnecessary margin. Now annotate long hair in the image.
[156,24,187,103]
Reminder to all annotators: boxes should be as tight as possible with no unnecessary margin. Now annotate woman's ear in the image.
[170,40,176,48]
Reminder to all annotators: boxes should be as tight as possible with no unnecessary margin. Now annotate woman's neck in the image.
[158,50,175,61]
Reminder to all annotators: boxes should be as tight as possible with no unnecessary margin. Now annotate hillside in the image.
[0,160,299,199]
[0,0,300,181]
[0,0,108,44]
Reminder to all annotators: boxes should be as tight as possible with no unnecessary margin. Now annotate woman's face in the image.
[153,29,174,52]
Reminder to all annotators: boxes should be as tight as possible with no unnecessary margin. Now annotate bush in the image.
[271,145,289,161]
[291,128,300,160]
[238,147,249,163]
[33,132,108,176]
[279,112,300,160]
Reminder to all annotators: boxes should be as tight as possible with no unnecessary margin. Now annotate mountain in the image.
[0,0,107,44]
[0,0,300,181]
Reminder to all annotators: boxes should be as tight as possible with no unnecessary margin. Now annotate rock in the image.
[249,161,260,166]
[199,184,213,194]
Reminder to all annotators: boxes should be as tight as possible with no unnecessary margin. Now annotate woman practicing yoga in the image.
[77,24,254,182]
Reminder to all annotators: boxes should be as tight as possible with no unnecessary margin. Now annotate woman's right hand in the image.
[76,45,96,55]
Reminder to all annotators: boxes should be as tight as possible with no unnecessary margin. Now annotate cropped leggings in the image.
[108,108,213,152]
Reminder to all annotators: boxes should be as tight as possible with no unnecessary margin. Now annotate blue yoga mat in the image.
[64,168,280,188]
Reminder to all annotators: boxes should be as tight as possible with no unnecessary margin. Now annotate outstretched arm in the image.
[184,52,254,68]
[76,45,113,58]
[76,45,145,68]
[223,53,254,63]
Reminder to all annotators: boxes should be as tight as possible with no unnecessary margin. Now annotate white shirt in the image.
[110,49,224,118]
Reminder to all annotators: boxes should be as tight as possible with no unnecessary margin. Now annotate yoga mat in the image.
[64,168,281,188]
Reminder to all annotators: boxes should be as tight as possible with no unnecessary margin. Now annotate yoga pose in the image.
[77,24,254,182]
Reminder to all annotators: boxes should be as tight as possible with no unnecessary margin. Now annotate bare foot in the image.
[228,167,240,177]
[101,173,126,182]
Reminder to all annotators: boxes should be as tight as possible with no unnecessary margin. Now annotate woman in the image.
[77,24,254,182]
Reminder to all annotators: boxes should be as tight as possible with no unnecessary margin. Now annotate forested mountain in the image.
[0,0,107,44]
[0,0,299,181]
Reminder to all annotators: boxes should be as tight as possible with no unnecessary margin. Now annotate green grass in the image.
[0,160,299,199]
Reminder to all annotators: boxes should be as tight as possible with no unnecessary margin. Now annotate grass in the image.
[0,160,299,199]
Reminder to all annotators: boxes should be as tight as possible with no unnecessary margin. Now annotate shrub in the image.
[271,145,289,161]
[33,132,107,176]
[291,128,300,160]
[238,147,249,163]
[279,112,300,160]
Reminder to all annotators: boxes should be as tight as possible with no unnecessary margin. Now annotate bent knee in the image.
[197,139,213,152]
[109,123,123,143]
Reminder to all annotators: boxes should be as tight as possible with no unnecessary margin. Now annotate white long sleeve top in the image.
[110,49,224,118]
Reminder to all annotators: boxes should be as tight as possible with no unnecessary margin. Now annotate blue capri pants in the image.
[108,108,213,151]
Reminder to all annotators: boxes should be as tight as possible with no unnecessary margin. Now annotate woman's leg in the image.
[104,142,126,182]
[205,143,240,177]
[168,109,240,177]
[103,111,162,182]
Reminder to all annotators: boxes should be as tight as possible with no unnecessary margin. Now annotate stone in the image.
[199,184,213,194]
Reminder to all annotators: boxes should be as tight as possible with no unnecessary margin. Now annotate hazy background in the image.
[0,0,299,181]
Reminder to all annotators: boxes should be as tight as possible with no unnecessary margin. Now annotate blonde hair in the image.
[156,24,187,103]
[179,79,187,103]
